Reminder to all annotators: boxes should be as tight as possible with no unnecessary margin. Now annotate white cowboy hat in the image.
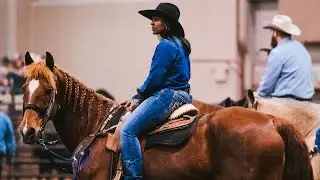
[263,15,301,36]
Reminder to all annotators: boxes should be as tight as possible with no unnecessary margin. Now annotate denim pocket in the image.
[173,90,192,104]
[169,90,192,113]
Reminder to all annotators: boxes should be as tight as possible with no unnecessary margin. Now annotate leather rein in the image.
[22,77,125,175]
[22,81,73,173]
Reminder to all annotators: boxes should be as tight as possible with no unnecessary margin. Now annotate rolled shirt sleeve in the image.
[257,50,284,97]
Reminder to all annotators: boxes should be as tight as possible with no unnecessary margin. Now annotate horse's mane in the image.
[60,68,110,125]
[217,97,248,108]
[22,61,56,89]
[192,99,224,114]
[23,61,112,127]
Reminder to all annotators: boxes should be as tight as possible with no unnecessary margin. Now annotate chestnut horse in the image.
[246,90,320,180]
[19,52,313,180]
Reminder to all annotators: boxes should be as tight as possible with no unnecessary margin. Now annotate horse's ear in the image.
[225,97,231,107]
[247,89,255,105]
[45,52,54,72]
[25,52,34,66]
[237,97,248,107]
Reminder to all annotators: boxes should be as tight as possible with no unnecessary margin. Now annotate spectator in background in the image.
[9,52,24,76]
[0,56,10,75]
[7,52,25,95]
[0,56,10,94]
[0,77,9,95]
[0,112,16,176]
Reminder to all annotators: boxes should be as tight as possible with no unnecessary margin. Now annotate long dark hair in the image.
[163,21,191,56]
[178,37,191,56]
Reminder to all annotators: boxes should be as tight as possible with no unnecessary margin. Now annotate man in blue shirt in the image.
[257,15,314,101]
[0,112,16,175]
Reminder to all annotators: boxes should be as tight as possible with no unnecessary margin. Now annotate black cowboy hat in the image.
[138,2,185,37]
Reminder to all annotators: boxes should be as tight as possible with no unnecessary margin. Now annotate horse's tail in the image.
[272,116,314,180]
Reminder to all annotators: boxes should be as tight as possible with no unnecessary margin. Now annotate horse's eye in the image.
[21,84,27,92]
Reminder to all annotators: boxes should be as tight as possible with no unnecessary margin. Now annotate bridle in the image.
[21,75,127,176]
[23,86,58,138]
[22,78,72,173]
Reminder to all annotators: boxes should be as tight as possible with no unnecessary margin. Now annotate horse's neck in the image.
[52,69,114,152]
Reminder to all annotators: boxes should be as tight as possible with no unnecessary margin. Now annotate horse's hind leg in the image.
[257,163,283,180]
[216,164,283,180]
[253,140,284,180]
[217,163,283,180]
[217,133,284,179]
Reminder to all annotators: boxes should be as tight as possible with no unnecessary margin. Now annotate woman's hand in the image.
[124,99,141,112]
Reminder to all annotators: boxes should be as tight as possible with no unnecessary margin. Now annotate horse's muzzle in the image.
[21,127,36,144]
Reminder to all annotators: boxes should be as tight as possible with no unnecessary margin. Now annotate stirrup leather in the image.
[113,155,123,180]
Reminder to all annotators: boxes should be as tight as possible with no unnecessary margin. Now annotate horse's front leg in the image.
[91,168,111,180]
[78,139,113,180]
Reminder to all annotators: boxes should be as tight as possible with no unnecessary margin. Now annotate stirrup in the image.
[310,146,319,159]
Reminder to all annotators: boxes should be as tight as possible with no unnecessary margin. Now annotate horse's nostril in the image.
[29,127,35,132]
[24,128,36,142]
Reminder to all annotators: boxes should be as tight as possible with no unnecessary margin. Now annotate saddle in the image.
[106,103,200,180]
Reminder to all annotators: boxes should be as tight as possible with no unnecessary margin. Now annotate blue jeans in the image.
[316,128,320,148]
[120,88,192,180]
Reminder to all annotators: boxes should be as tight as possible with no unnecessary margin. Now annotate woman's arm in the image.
[137,40,177,97]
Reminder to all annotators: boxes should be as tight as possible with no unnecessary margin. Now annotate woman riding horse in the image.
[19,52,314,179]
[120,3,192,179]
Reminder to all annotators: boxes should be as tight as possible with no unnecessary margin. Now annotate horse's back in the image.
[259,98,320,138]
[259,97,320,118]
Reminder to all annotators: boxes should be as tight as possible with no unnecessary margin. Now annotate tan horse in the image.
[246,90,320,180]
[19,52,313,180]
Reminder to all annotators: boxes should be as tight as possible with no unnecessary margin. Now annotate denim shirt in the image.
[135,37,191,99]
[0,112,16,156]
[257,37,314,99]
